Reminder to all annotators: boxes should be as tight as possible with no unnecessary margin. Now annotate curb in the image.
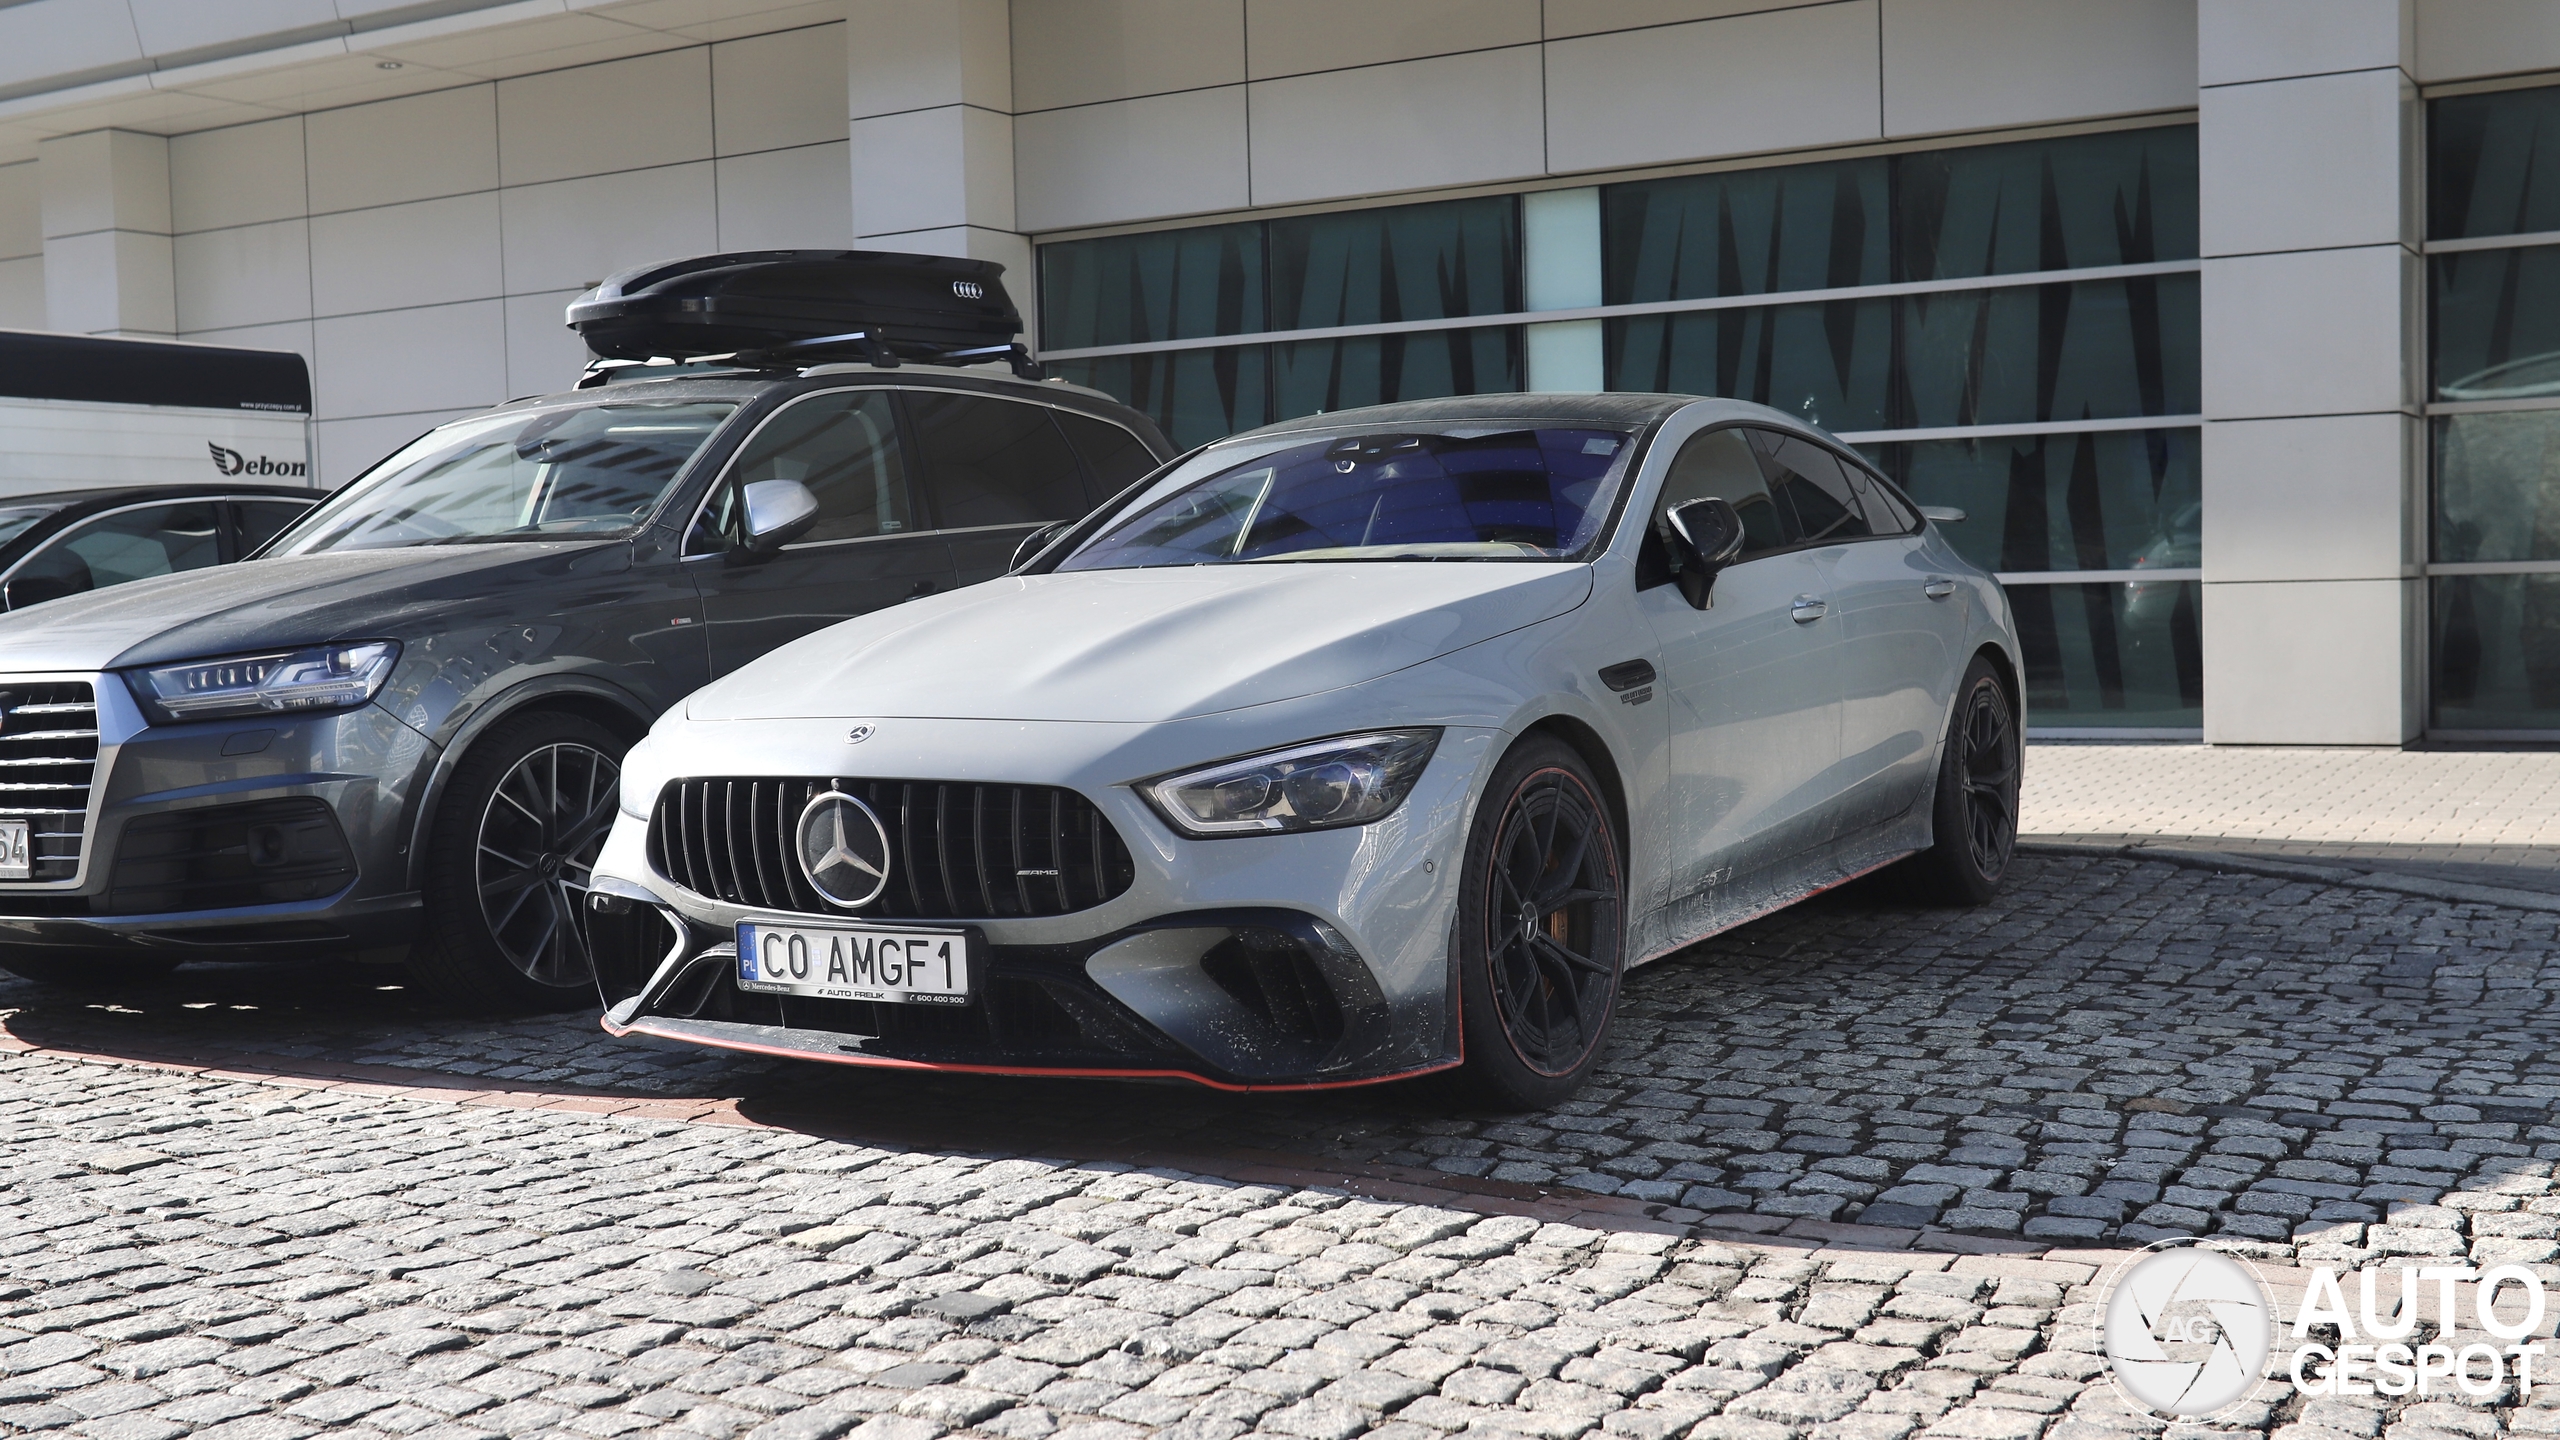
[2018,839,2560,914]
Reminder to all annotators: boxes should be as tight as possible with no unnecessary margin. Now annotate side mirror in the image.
[1010,519,1072,572]
[1663,496,1745,609]
[3,574,82,610]
[1918,505,1966,524]
[736,479,820,555]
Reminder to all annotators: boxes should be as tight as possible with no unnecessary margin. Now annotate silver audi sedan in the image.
[584,394,2023,1109]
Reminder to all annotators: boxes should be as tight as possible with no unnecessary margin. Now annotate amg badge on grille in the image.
[796,790,892,907]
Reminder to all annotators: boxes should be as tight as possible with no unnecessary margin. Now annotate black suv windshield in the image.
[272,401,738,555]
[1057,427,1636,571]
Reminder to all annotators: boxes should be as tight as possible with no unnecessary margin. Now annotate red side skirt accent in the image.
[599,1013,1460,1094]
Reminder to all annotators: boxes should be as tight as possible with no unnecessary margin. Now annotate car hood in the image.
[688,563,1595,723]
[0,542,625,672]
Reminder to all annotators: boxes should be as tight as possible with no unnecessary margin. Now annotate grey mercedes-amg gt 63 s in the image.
[584,392,2024,1107]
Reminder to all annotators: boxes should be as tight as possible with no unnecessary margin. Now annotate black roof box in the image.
[565,250,1034,375]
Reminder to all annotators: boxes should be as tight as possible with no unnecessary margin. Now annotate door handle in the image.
[1923,577,1957,599]
[1791,595,1828,623]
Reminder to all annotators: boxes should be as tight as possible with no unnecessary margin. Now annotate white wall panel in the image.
[0,163,37,261]
[46,230,174,337]
[1249,47,1544,207]
[1245,0,1538,80]
[2201,246,2415,420]
[498,162,719,294]
[0,255,42,329]
[2415,0,2560,84]
[169,118,307,235]
[711,23,849,155]
[496,47,714,187]
[313,299,506,419]
[716,142,853,249]
[0,1,142,96]
[1010,0,1241,112]
[306,87,499,215]
[1543,0,1822,38]
[2199,69,2409,257]
[126,0,335,57]
[505,288,591,399]
[171,219,309,333]
[2202,413,2418,582]
[309,192,502,316]
[2200,0,2411,87]
[1880,0,2194,138]
[1014,86,1248,231]
[175,317,315,373]
[1546,2,1880,174]
[851,104,1014,236]
[2202,578,2420,743]
[846,0,1009,119]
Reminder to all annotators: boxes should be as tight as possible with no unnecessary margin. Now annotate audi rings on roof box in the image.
[566,249,1030,373]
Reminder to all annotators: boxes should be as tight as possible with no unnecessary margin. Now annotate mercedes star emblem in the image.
[796,790,891,908]
[847,724,875,744]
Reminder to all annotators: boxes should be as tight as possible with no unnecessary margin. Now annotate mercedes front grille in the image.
[648,777,1137,921]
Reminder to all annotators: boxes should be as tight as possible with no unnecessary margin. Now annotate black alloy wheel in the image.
[1904,655,2020,905]
[474,740,619,988]
[410,711,628,1011]
[1452,736,1625,1110]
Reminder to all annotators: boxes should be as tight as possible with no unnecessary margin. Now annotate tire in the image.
[1450,736,1627,1111]
[0,949,178,988]
[407,711,627,1012]
[1902,654,2021,905]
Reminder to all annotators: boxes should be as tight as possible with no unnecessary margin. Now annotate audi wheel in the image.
[409,711,627,1012]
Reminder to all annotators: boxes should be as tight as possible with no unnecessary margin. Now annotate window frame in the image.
[0,494,273,595]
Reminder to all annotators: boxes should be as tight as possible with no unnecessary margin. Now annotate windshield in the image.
[1056,427,1636,571]
[0,504,62,550]
[270,401,738,555]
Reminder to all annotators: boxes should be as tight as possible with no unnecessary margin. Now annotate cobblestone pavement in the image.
[4,852,2560,1439]
[2021,744,2560,885]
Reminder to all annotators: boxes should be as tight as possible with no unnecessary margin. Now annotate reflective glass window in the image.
[1754,433,1872,543]
[1605,297,1891,431]
[2430,85,2560,242]
[1040,222,1263,350]
[1602,158,1887,304]
[1271,329,1521,421]
[1053,411,1159,495]
[2431,245,2560,402]
[1895,127,2197,280]
[2435,411,2560,564]
[2434,573,2560,729]
[12,501,222,596]
[233,499,311,556]
[1270,197,1519,327]
[1865,427,2200,575]
[1049,348,1270,452]
[2010,580,2201,728]
[1639,427,1790,589]
[1896,273,2200,427]
[691,390,910,554]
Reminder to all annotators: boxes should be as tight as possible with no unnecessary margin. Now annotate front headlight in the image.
[127,641,400,725]
[1141,729,1439,838]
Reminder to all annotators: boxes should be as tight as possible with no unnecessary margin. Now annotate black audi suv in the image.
[0,314,1171,1007]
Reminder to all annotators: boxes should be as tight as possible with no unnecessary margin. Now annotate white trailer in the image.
[0,331,312,502]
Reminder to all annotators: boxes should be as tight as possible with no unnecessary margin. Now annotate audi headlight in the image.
[1142,729,1439,837]
[128,641,400,724]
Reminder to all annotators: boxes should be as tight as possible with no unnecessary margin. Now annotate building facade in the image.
[0,0,2547,744]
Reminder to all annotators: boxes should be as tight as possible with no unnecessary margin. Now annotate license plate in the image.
[735,920,972,1006]
[0,820,26,880]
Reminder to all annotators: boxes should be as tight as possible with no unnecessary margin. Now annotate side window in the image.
[1843,462,1918,534]
[13,502,223,597]
[690,390,910,554]
[1757,435,1874,544]
[1637,427,1794,589]
[1054,411,1158,495]
[908,393,1091,530]
[234,499,311,557]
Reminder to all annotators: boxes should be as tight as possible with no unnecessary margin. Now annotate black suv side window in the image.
[690,389,911,554]
[13,501,223,598]
[1636,426,1794,589]
[907,392,1091,529]
[1053,410,1157,494]
[1753,433,1873,544]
